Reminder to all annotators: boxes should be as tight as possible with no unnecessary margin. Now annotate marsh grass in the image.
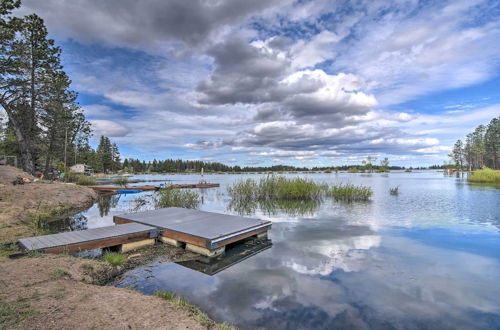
[112,177,129,187]
[102,252,126,266]
[153,188,200,209]
[331,184,372,202]
[76,176,97,186]
[29,205,68,235]
[228,175,327,203]
[155,291,213,327]
[468,167,500,184]
[389,186,399,195]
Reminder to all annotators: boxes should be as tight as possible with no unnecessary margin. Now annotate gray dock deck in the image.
[114,207,272,253]
[18,223,157,254]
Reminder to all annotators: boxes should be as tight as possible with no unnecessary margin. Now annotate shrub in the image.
[347,167,359,173]
[331,184,372,202]
[102,252,126,266]
[467,167,500,184]
[77,176,97,186]
[153,188,200,209]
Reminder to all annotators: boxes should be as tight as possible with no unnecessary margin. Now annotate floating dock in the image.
[114,207,272,257]
[18,223,158,254]
[16,208,271,258]
[89,183,219,192]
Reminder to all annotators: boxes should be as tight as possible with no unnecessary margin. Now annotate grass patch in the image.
[102,252,126,266]
[228,175,327,203]
[77,175,97,186]
[0,299,37,328]
[331,184,373,202]
[156,291,224,328]
[153,188,200,209]
[50,268,69,279]
[80,263,94,272]
[468,167,500,184]
[112,177,129,187]
[389,186,399,195]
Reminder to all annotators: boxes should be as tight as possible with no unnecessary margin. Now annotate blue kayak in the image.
[116,189,143,194]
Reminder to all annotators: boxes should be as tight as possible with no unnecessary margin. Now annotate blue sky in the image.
[17,0,500,167]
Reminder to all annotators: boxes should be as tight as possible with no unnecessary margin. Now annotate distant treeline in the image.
[119,158,409,174]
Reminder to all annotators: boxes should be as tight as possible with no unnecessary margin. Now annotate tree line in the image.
[450,116,500,170]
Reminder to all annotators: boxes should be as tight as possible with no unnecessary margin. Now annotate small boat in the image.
[116,189,143,194]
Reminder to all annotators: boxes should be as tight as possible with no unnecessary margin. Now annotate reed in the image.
[467,167,500,184]
[389,186,399,195]
[112,177,129,187]
[77,176,96,186]
[153,188,200,209]
[228,175,327,203]
[330,183,372,202]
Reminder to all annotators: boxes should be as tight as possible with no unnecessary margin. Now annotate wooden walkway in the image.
[89,183,219,192]
[18,223,158,254]
[114,207,272,256]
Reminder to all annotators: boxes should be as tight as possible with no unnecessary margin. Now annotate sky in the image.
[16,0,500,167]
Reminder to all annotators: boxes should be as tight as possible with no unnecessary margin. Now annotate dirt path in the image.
[0,166,98,246]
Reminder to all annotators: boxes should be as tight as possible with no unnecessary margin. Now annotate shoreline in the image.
[0,166,234,329]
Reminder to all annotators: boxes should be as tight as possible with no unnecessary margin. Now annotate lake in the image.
[70,171,500,329]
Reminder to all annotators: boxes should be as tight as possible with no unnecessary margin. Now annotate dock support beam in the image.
[120,238,155,253]
[159,236,182,247]
[185,244,225,257]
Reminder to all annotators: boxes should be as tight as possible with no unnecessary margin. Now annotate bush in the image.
[347,167,359,173]
[153,188,200,209]
[468,167,500,184]
[102,252,126,266]
[331,184,372,202]
[77,175,97,186]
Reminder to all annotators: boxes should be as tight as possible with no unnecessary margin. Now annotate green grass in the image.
[102,252,126,266]
[153,188,200,209]
[331,184,373,202]
[389,186,399,195]
[112,177,129,187]
[76,175,97,186]
[0,299,37,328]
[155,291,236,328]
[228,175,327,203]
[467,167,500,184]
[50,268,69,279]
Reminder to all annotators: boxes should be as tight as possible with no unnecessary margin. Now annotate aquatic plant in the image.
[112,177,129,187]
[467,167,500,184]
[228,175,327,203]
[330,184,373,202]
[77,176,97,186]
[102,252,126,266]
[389,186,399,195]
[153,188,200,209]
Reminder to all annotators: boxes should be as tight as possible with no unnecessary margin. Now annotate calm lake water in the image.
[71,172,500,329]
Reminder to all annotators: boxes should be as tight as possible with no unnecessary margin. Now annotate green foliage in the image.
[389,186,399,195]
[112,177,129,187]
[153,188,200,209]
[50,268,69,279]
[467,167,500,184]
[331,184,373,202]
[102,252,126,266]
[228,175,327,203]
[347,167,359,173]
[76,175,96,186]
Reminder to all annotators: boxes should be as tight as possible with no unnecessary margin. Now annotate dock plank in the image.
[19,223,155,252]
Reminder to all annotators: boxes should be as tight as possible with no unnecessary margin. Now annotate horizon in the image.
[15,0,500,167]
